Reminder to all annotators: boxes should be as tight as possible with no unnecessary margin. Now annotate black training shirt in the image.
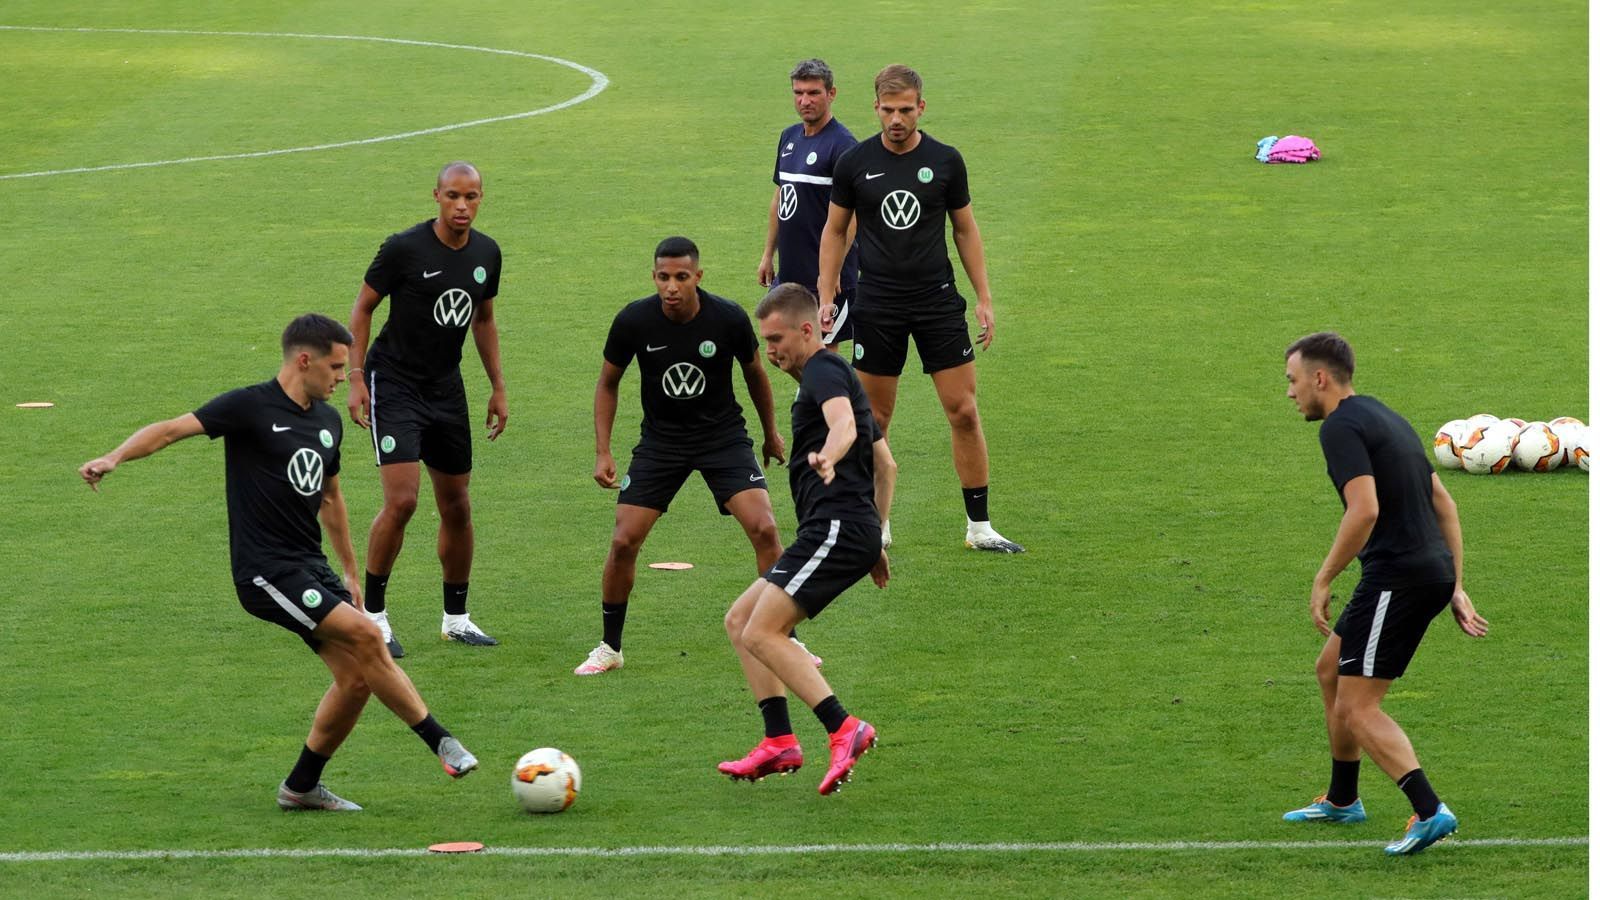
[773,118,860,295]
[193,380,343,583]
[364,221,502,387]
[1319,395,1456,589]
[830,131,970,306]
[603,291,758,451]
[788,350,878,526]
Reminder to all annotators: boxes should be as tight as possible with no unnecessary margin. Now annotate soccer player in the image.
[817,64,1023,554]
[582,236,804,675]
[345,161,508,655]
[757,58,861,348]
[1280,332,1488,855]
[718,283,891,795]
[78,314,479,811]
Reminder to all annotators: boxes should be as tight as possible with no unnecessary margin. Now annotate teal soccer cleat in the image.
[1384,803,1458,855]
[1282,795,1367,824]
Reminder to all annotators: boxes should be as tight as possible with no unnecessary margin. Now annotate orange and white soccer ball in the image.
[512,747,582,813]
[1432,419,1469,470]
[1550,417,1587,469]
[1511,422,1563,472]
[1459,420,1517,474]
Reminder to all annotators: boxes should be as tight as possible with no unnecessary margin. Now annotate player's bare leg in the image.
[933,363,1023,553]
[1334,676,1420,780]
[858,370,900,548]
[429,468,494,645]
[308,643,373,755]
[725,579,787,701]
[724,489,783,571]
[1316,634,1361,760]
[1283,633,1368,823]
[363,462,420,655]
[743,585,875,794]
[577,504,660,674]
[719,579,805,781]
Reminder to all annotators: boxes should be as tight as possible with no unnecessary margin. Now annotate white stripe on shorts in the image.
[252,575,317,631]
[1362,590,1392,677]
[367,371,382,466]
[784,520,840,596]
[823,300,849,346]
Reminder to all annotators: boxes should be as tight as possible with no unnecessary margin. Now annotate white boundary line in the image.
[0,837,1585,863]
[0,25,610,180]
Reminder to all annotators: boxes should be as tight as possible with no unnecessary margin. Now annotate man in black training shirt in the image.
[79,314,479,811]
[346,162,508,655]
[757,57,861,348]
[718,283,891,796]
[580,236,801,675]
[1281,332,1487,855]
[817,64,1022,554]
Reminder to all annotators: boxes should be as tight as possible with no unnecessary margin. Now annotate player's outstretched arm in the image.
[1309,475,1378,635]
[319,473,364,608]
[741,356,786,466]
[593,361,625,489]
[472,297,508,440]
[78,413,207,491]
[806,396,858,485]
[1430,473,1486,636]
[346,283,384,429]
[758,187,781,287]
[816,203,854,328]
[949,205,996,350]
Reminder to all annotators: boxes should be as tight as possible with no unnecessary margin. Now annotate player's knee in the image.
[383,491,420,522]
[747,517,780,551]
[723,607,748,642]
[609,529,645,560]
[437,491,472,527]
[944,398,981,432]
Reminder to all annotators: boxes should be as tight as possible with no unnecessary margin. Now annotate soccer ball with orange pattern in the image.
[512,747,582,813]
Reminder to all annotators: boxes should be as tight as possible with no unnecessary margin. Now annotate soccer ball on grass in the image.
[512,747,582,813]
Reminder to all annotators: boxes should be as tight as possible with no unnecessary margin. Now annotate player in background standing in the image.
[345,162,508,655]
[758,58,862,349]
[583,236,821,675]
[79,314,479,811]
[1281,332,1487,855]
[718,284,891,795]
[817,65,1023,554]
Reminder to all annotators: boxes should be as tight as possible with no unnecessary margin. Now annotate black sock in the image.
[812,695,849,734]
[1397,768,1441,820]
[602,602,627,652]
[365,571,390,615]
[1327,758,1361,807]
[758,696,793,739]
[443,581,469,616]
[285,744,330,793]
[410,713,452,755]
[962,485,990,523]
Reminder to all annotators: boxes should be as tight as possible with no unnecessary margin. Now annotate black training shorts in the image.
[851,286,974,377]
[367,369,472,475]
[764,518,882,618]
[235,566,354,651]
[823,287,856,346]
[1333,581,1454,679]
[618,439,768,515]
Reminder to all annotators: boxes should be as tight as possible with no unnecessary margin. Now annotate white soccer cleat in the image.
[965,520,1026,554]
[277,781,362,811]
[574,642,624,675]
[366,609,405,658]
[790,635,823,668]
[441,613,498,646]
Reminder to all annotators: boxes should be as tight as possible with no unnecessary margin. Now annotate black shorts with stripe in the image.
[822,288,856,346]
[764,518,882,618]
[235,566,354,652]
[367,369,472,475]
[1333,581,1453,679]
[850,286,973,377]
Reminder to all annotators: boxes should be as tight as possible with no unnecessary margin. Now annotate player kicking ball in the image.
[718,284,892,794]
[79,314,479,810]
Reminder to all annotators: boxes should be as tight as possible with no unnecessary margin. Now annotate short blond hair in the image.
[874,64,922,99]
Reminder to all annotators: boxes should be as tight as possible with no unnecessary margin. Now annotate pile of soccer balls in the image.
[1434,414,1589,475]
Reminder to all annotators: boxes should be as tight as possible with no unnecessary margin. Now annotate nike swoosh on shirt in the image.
[646,344,667,352]
[271,424,291,432]
[864,172,886,180]
[423,270,442,278]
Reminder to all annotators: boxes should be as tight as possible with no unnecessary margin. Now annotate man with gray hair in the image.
[757,58,861,350]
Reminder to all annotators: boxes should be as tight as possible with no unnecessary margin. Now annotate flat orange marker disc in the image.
[15,402,54,409]
[648,561,694,570]
[428,841,484,853]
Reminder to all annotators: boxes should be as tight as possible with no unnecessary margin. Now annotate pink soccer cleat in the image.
[717,735,804,781]
[819,716,877,795]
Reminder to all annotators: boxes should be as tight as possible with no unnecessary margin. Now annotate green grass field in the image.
[0,1,1587,896]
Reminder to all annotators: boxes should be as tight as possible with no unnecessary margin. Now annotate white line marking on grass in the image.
[0,837,1585,863]
[0,26,610,180]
